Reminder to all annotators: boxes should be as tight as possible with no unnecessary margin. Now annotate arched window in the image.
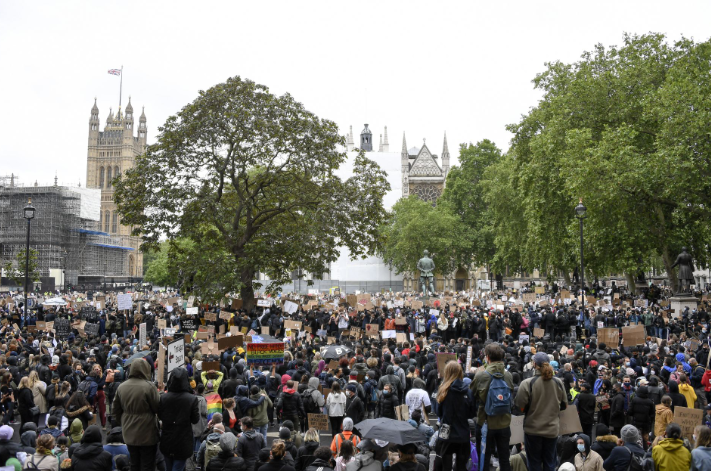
[104,211,110,232]
[106,167,112,188]
[112,212,118,233]
[99,167,104,187]
[114,166,120,181]
[99,211,103,230]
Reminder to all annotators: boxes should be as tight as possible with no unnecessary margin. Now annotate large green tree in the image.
[115,76,390,309]
[380,195,472,277]
[439,139,502,267]
[485,33,711,290]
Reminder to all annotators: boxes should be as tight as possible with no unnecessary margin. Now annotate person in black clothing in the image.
[667,380,688,412]
[342,384,363,426]
[609,383,626,434]
[219,368,241,400]
[207,432,247,471]
[69,424,114,471]
[278,380,305,436]
[626,385,654,444]
[378,383,399,420]
[303,446,333,471]
[158,367,200,471]
[574,382,596,438]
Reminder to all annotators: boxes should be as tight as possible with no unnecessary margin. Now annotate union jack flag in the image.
[108,69,121,76]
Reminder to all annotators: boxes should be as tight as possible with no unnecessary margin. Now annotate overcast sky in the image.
[1,1,710,187]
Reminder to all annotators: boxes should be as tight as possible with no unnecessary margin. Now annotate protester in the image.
[158,366,199,471]
[651,423,691,471]
[25,433,58,471]
[435,360,475,471]
[69,424,114,471]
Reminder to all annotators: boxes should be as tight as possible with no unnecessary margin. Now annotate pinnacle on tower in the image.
[382,126,389,152]
[401,132,407,154]
[378,134,383,152]
[346,125,355,151]
[442,131,450,155]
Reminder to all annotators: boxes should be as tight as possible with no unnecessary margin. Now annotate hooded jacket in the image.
[651,438,691,471]
[236,429,266,471]
[603,441,645,471]
[627,386,654,429]
[472,361,514,430]
[574,434,604,471]
[247,390,272,427]
[691,446,711,471]
[514,370,568,438]
[159,367,199,459]
[278,387,305,419]
[679,382,698,408]
[437,378,475,443]
[113,358,160,446]
[70,425,114,471]
[590,435,617,461]
[654,404,674,438]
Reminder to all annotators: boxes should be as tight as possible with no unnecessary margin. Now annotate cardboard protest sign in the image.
[200,341,219,356]
[84,323,100,337]
[246,342,285,366]
[283,301,299,314]
[395,404,409,421]
[366,324,379,336]
[411,301,423,310]
[347,295,358,308]
[436,353,457,371]
[396,332,408,344]
[218,335,243,350]
[257,299,271,308]
[328,360,339,370]
[509,415,525,445]
[117,293,132,310]
[599,328,619,347]
[186,307,199,315]
[157,319,167,330]
[261,326,270,336]
[558,404,583,435]
[219,311,232,321]
[308,413,329,431]
[181,317,197,332]
[36,321,46,331]
[327,337,336,344]
[674,406,704,440]
[54,319,70,339]
[533,328,545,338]
[535,287,545,294]
[284,320,302,330]
[621,324,645,346]
[202,361,221,372]
[204,312,217,322]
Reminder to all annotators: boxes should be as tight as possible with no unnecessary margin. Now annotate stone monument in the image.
[669,246,698,318]
[417,250,436,295]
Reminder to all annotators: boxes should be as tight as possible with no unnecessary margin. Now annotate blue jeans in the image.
[524,434,558,471]
[164,457,186,471]
[257,424,268,440]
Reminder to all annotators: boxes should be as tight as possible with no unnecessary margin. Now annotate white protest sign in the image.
[257,299,271,307]
[139,323,147,348]
[167,338,185,373]
[430,309,440,317]
[186,307,198,315]
[284,301,298,314]
[117,293,132,311]
[381,330,397,339]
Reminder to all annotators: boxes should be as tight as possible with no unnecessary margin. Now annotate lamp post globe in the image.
[22,198,36,317]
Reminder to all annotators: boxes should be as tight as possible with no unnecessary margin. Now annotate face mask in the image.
[365,375,369,380]
[625,362,630,367]
[577,444,586,453]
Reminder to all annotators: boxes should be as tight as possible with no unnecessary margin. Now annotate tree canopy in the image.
[115,76,389,308]
[480,33,711,290]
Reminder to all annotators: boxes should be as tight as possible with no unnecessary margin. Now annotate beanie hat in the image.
[282,420,294,431]
[219,432,237,452]
[621,424,641,444]
[346,384,357,393]
[0,425,13,440]
[279,428,291,440]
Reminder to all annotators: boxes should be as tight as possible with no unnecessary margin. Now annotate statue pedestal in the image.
[669,295,698,319]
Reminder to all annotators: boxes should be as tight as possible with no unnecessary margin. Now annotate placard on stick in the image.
[395,404,409,421]
[308,413,329,431]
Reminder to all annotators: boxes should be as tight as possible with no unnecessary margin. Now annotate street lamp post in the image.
[22,198,36,317]
[575,198,587,313]
[62,249,68,293]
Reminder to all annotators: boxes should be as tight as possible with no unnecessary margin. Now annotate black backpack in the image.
[301,388,318,414]
[623,445,653,471]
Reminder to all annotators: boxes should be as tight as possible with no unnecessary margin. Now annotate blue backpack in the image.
[484,371,511,416]
[593,378,603,395]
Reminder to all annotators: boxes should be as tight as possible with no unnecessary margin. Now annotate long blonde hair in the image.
[437,361,462,404]
[18,376,30,389]
[28,370,40,388]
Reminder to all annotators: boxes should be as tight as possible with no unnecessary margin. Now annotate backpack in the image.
[484,371,511,416]
[23,455,49,470]
[301,388,318,414]
[77,380,92,398]
[204,439,222,468]
[336,433,358,455]
[105,369,115,383]
[623,445,652,471]
[367,382,379,405]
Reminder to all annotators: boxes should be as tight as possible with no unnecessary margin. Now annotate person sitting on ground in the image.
[206,432,246,471]
[39,416,64,440]
[589,424,617,461]
[69,424,113,471]
[305,446,335,471]
[25,434,58,471]
[103,426,129,469]
[197,423,225,470]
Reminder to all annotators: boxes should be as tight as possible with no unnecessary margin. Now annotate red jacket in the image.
[701,369,711,392]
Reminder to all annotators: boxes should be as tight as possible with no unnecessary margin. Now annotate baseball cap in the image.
[533,352,549,366]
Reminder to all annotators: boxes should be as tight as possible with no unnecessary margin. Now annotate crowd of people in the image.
[0,282,710,471]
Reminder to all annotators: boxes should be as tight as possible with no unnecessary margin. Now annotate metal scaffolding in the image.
[0,177,132,290]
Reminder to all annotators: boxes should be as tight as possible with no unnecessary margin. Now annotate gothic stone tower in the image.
[401,132,450,203]
[86,98,146,278]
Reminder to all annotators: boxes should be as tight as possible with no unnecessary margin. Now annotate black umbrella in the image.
[124,350,152,365]
[320,344,353,361]
[354,418,426,445]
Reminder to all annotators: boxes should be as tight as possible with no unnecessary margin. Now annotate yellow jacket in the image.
[679,383,697,408]
[652,438,691,471]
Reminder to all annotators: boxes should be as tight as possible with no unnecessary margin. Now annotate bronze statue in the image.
[417,250,436,295]
[670,246,695,294]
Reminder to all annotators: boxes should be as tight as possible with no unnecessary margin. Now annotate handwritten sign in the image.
[167,338,185,373]
[284,320,302,330]
[621,324,645,346]
[533,327,545,338]
[218,335,243,350]
[674,406,704,441]
[308,413,329,431]
[246,342,285,365]
[599,328,619,347]
[204,312,217,322]
[219,311,232,321]
[117,293,132,310]
[366,324,379,336]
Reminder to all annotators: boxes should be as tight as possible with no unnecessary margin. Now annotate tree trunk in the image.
[563,270,571,286]
[625,272,637,293]
[661,245,678,293]
[240,268,256,312]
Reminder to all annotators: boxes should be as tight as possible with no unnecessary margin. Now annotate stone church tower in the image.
[85,98,146,278]
[401,132,450,203]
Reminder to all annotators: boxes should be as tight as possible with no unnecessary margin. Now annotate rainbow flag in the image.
[206,392,222,420]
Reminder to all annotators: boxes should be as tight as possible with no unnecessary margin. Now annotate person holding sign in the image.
[514,352,568,471]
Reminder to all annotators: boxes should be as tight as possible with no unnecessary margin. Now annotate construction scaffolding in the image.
[0,176,132,290]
